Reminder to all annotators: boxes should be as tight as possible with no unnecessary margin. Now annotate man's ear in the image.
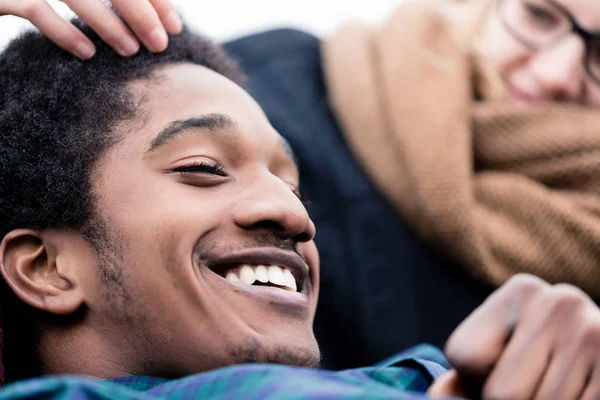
[0,229,84,315]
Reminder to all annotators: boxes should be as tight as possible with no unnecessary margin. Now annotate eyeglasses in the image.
[498,0,600,86]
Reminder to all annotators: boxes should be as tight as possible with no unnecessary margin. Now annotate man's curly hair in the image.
[0,20,244,383]
[0,21,244,240]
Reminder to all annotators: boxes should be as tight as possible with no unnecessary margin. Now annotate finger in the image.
[532,347,592,400]
[111,0,169,53]
[149,0,182,35]
[445,274,549,378]
[580,364,600,400]
[4,0,95,58]
[482,297,553,400]
[64,0,140,57]
[533,301,600,400]
[427,370,469,398]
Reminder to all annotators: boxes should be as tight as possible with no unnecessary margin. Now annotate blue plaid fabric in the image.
[0,345,450,399]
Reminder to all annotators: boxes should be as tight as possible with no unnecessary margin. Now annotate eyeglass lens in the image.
[501,0,600,84]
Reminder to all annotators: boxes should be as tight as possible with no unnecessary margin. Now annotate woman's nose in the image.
[529,35,586,102]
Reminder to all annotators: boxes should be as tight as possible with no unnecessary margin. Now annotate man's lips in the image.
[205,247,310,292]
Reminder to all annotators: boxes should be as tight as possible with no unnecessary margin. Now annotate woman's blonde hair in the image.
[445,0,506,99]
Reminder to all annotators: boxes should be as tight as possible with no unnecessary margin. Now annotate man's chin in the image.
[230,335,321,369]
[279,343,321,369]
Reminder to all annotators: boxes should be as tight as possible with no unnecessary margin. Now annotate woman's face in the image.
[480,0,600,106]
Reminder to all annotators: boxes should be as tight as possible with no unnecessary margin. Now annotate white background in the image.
[0,0,402,50]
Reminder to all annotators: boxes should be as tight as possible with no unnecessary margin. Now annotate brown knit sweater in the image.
[322,1,600,295]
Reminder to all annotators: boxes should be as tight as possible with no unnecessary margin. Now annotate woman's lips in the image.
[508,85,544,104]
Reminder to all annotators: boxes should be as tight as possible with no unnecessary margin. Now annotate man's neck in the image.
[38,324,139,378]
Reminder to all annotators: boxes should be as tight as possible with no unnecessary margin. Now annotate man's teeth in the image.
[225,271,240,283]
[282,269,296,291]
[255,265,269,283]
[225,265,298,292]
[268,266,286,286]
[240,265,255,285]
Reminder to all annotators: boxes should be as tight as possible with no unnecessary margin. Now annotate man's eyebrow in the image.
[146,113,236,153]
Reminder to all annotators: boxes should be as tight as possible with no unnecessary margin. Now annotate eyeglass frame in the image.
[497,0,600,86]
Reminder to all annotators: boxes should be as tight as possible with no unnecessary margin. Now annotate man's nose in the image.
[529,35,586,101]
[234,175,315,243]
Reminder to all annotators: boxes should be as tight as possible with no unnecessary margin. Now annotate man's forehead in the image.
[124,64,300,169]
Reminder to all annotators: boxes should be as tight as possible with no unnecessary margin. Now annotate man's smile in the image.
[223,265,299,292]
[202,247,313,309]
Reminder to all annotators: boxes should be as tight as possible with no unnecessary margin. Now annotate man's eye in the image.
[173,162,227,176]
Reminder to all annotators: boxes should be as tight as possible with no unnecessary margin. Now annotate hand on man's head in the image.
[429,274,600,399]
[0,0,182,58]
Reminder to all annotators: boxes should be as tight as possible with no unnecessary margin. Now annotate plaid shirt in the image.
[0,345,450,399]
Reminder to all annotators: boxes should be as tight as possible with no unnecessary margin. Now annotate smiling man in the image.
[0,23,321,381]
[79,64,321,375]
[2,19,600,400]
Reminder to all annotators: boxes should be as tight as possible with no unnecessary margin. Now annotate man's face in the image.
[76,63,320,377]
[479,0,600,105]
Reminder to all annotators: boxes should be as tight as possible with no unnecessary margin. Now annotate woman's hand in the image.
[430,274,600,399]
[0,0,182,59]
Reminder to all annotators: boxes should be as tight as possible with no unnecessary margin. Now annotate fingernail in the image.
[148,27,168,52]
[164,11,183,34]
[74,42,95,59]
[117,36,140,57]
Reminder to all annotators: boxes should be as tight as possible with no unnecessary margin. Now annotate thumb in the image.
[445,275,547,378]
[428,370,470,398]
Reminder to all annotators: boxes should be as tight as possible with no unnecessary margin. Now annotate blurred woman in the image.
[323,0,600,294]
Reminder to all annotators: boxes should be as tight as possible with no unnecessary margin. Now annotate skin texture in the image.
[479,0,600,105]
[0,0,182,58]
[0,63,320,378]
